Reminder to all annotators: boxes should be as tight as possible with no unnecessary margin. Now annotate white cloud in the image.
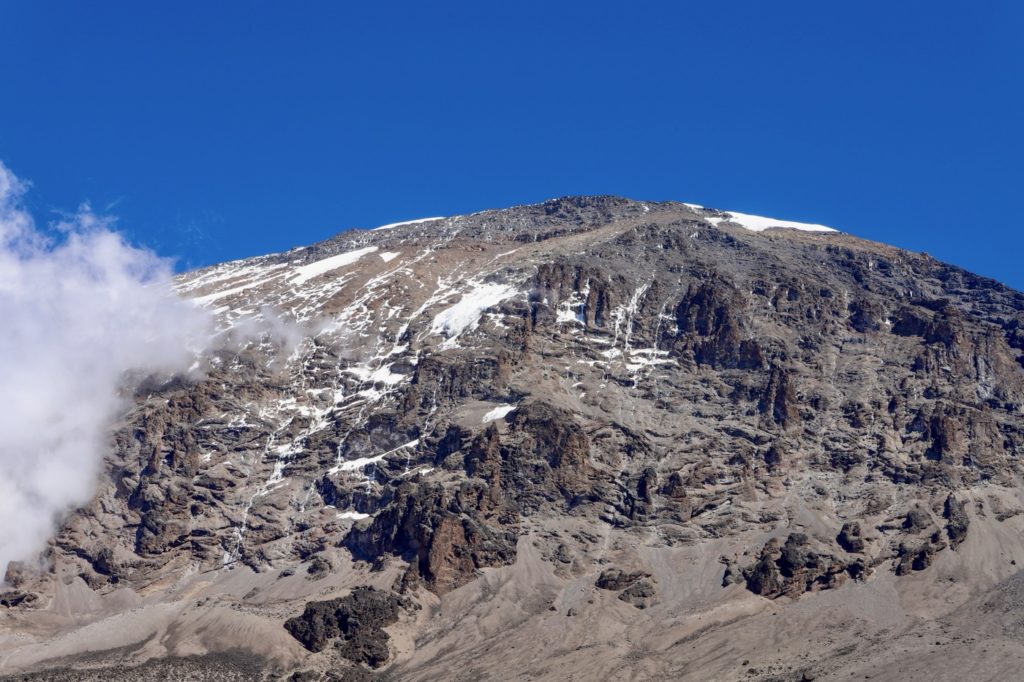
[0,161,216,576]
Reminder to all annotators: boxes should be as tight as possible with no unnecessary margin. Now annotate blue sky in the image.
[1,2,1021,287]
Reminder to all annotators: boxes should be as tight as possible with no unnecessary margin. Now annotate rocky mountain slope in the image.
[3,197,1024,681]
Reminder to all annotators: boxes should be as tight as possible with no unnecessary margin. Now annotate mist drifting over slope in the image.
[0,162,214,574]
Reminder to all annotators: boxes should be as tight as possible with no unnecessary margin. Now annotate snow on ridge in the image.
[430,282,518,349]
[686,203,836,233]
[715,210,837,233]
[291,246,378,285]
[189,264,290,306]
[373,216,446,231]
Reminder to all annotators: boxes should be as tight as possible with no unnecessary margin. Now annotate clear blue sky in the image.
[1,2,1021,287]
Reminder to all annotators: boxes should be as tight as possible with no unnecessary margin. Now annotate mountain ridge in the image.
[3,195,1024,681]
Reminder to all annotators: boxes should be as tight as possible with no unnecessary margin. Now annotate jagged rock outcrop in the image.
[617,579,657,609]
[944,493,970,549]
[284,587,406,667]
[595,567,651,591]
[742,534,854,598]
[343,480,518,593]
[895,539,945,575]
[836,522,865,553]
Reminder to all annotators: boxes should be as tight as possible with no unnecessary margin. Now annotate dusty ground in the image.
[4,499,1024,681]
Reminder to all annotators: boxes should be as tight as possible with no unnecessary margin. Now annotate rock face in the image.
[944,493,970,548]
[4,196,1024,680]
[742,533,855,598]
[595,568,651,591]
[836,522,865,553]
[284,587,404,666]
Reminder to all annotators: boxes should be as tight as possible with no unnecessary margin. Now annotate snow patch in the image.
[344,362,406,386]
[373,216,445,231]
[291,246,378,285]
[191,267,289,306]
[710,210,836,233]
[379,251,401,263]
[555,281,590,325]
[430,282,518,349]
[331,439,419,474]
[482,403,517,423]
[337,510,370,520]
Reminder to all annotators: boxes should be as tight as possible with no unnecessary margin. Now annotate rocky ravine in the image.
[3,196,1024,681]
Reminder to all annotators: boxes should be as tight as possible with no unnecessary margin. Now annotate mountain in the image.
[3,196,1024,681]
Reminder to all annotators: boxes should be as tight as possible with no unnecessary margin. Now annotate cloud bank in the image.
[0,162,214,575]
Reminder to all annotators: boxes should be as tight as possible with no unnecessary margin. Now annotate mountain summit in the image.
[3,196,1024,681]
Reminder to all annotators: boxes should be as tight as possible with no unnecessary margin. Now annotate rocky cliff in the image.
[3,197,1024,681]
